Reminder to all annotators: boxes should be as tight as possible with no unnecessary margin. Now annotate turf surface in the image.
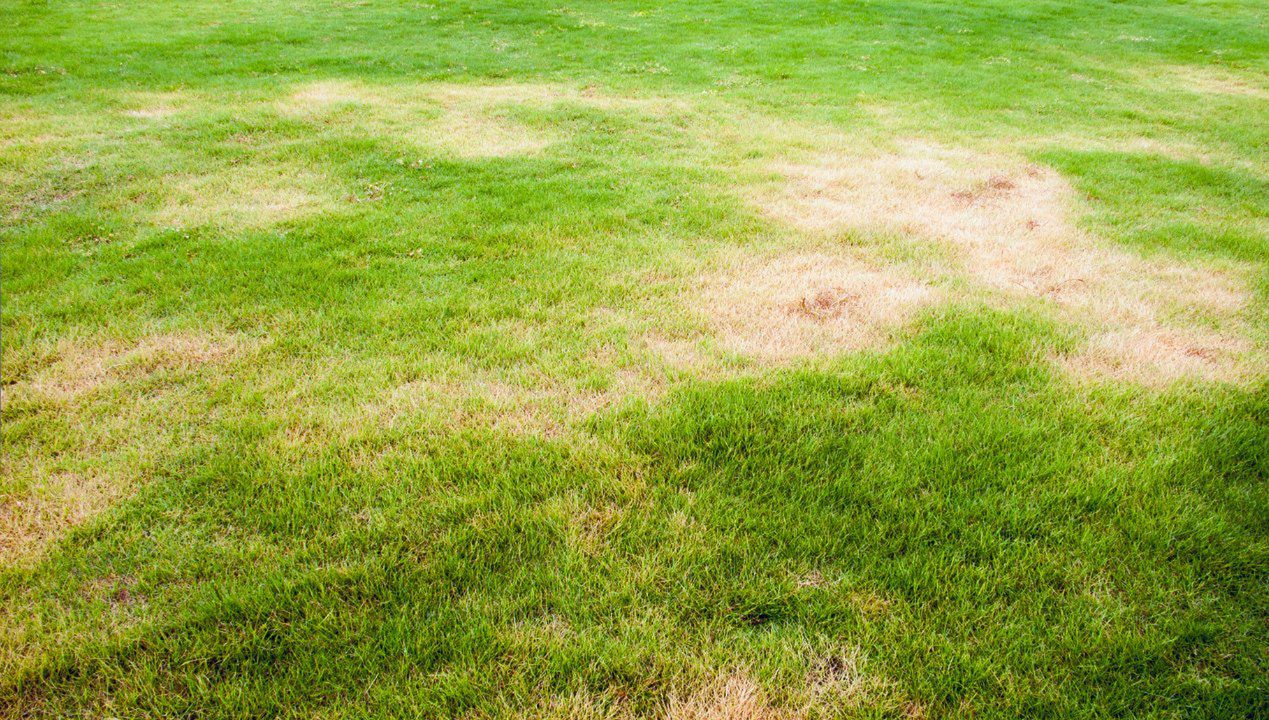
[2,1,1266,717]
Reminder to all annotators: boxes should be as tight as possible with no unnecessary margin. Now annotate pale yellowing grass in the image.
[1,330,252,562]
[119,91,189,119]
[743,140,1257,383]
[1151,64,1269,99]
[364,367,662,440]
[152,163,335,229]
[8,331,247,403]
[0,470,118,565]
[280,79,685,159]
[284,79,554,157]
[695,251,940,361]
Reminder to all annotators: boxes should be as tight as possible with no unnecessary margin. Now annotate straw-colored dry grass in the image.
[3,1,1265,716]
[0,470,117,565]
[9,331,245,403]
[696,252,940,361]
[364,365,663,440]
[282,80,558,158]
[1152,64,1269,99]
[666,674,787,720]
[742,140,1255,382]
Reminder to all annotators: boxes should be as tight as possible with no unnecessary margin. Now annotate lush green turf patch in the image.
[2,0,1266,717]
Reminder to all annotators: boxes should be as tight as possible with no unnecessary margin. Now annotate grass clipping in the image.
[726,139,1254,383]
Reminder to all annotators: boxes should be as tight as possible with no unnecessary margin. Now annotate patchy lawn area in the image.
[2,0,1266,717]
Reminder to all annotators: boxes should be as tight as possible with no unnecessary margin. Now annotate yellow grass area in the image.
[723,139,1257,383]
[278,79,675,159]
[151,163,336,229]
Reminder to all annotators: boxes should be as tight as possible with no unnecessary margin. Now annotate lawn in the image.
[1,0,1267,717]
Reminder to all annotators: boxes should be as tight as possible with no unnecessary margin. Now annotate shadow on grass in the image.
[4,308,1265,717]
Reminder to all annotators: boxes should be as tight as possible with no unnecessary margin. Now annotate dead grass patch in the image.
[425,81,669,112]
[696,251,940,361]
[747,140,1256,383]
[83,573,146,610]
[641,335,710,372]
[566,500,623,555]
[425,106,553,159]
[1026,133,1225,166]
[667,673,790,720]
[801,647,904,715]
[0,470,119,565]
[497,613,579,664]
[845,590,893,618]
[807,648,872,706]
[512,687,634,720]
[903,701,929,719]
[10,331,247,403]
[152,163,334,228]
[512,663,897,720]
[0,330,242,563]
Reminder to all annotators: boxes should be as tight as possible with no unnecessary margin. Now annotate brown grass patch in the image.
[667,674,790,720]
[430,111,553,159]
[83,573,146,610]
[1,330,245,563]
[511,687,634,720]
[1026,134,1225,166]
[748,140,1256,383]
[425,81,663,111]
[697,252,939,361]
[152,163,333,229]
[903,701,928,719]
[9,331,247,403]
[566,500,623,556]
[284,79,553,157]
[801,647,904,715]
[498,663,900,719]
[806,648,871,705]
[845,589,893,618]
[641,335,710,372]
[0,470,118,565]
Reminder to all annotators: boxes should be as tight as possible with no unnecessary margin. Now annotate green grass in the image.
[2,0,1266,717]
